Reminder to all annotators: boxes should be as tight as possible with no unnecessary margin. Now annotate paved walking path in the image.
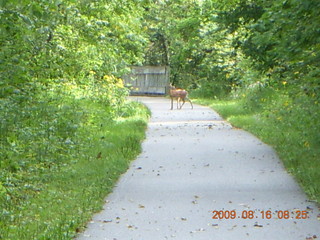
[77,97,320,240]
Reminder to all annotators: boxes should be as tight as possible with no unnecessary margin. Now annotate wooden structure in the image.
[123,66,170,95]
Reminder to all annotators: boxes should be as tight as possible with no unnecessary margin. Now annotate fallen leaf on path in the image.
[254,223,263,228]
[103,220,112,223]
[228,225,237,231]
[305,236,317,240]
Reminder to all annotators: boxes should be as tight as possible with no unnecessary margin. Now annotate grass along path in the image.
[194,92,320,204]
[0,99,149,240]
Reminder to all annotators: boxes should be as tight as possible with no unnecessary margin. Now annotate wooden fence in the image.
[123,66,170,95]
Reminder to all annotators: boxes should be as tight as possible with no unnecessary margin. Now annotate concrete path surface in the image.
[76,97,320,240]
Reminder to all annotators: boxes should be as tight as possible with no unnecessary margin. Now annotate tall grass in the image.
[0,88,149,239]
[194,88,320,203]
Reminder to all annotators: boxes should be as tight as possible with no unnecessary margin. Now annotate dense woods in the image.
[1,0,319,239]
[145,0,319,99]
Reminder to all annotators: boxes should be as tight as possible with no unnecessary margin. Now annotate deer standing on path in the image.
[169,85,193,110]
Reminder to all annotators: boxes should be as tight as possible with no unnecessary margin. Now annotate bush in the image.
[0,84,149,239]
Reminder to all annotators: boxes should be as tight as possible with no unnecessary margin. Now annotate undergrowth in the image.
[0,88,149,239]
[194,87,320,203]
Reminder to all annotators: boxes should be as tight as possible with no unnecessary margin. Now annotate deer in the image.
[169,85,193,110]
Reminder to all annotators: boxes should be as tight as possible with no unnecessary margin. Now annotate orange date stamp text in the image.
[212,209,309,220]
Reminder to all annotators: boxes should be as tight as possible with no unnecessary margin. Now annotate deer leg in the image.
[186,97,193,109]
[170,97,174,110]
[179,98,186,109]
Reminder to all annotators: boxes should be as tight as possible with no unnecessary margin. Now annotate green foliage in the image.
[195,90,320,203]
[144,0,202,86]
[0,93,149,239]
[0,0,148,94]
[0,1,151,238]
[144,0,319,101]
[1,0,320,237]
